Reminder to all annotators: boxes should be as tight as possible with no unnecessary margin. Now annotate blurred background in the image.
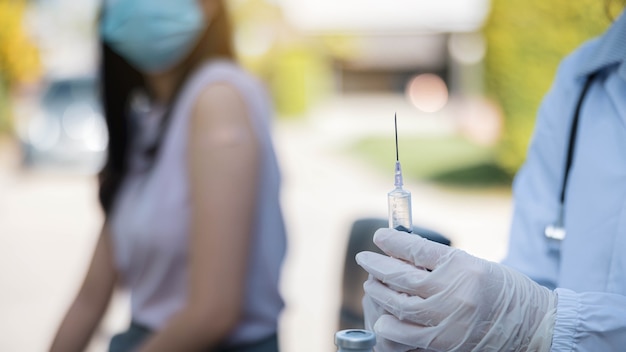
[0,0,616,351]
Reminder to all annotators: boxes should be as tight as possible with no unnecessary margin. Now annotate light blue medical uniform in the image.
[502,11,626,351]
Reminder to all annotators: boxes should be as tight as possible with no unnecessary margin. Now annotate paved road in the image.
[0,94,512,352]
[0,138,127,352]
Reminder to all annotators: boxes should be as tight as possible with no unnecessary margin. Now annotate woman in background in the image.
[49,0,286,351]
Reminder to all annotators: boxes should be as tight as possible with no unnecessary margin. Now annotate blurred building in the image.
[279,0,490,112]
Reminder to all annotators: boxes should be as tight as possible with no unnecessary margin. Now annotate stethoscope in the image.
[544,73,597,241]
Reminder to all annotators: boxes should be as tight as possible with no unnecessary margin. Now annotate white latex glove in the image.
[356,228,557,352]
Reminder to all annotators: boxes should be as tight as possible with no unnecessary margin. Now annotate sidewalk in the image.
[0,138,125,351]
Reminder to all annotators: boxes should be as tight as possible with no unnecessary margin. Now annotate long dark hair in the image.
[98,42,144,215]
[98,0,236,216]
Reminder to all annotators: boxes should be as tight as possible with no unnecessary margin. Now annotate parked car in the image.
[15,75,107,173]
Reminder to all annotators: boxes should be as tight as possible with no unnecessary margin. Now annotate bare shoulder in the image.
[191,81,248,125]
[187,78,259,150]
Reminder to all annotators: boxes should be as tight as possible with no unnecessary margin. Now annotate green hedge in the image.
[484,0,612,173]
[268,45,332,117]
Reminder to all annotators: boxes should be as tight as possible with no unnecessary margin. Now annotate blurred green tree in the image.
[0,0,41,134]
[229,0,332,117]
[484,0,614,173]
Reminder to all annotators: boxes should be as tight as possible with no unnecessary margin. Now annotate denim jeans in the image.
[108,322,279,352]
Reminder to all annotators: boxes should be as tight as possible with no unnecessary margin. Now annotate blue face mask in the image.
[101,0,208,73]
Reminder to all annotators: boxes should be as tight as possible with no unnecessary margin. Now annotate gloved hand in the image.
[356,228,557,352]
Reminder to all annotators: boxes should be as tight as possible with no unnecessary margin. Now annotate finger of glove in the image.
[376,314,470,352]
[363,294,387,331]
[374,314,443,351]
[373,228,455,271]
[374,339,438,352]
[374,335,418,352]
[364,279,446,326]
[356,251,429,296]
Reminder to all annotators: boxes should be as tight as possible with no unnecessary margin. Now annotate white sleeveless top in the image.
[108,61,287,345]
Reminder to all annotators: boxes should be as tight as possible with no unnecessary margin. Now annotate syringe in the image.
[388,114,413,233]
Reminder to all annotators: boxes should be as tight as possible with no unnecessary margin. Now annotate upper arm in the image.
[185,82,259,323]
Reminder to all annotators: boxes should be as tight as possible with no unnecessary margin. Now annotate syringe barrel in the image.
[388,186,412,233]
